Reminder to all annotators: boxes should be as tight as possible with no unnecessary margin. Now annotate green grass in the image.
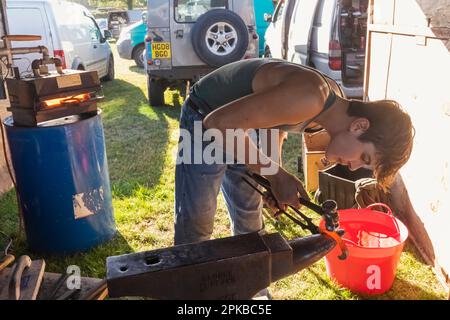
[0,45,447,300]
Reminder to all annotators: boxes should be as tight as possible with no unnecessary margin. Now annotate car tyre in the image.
[103,55,115,81]
[133,44,145,68]
[191,9,249,67]
[148,76,166,106]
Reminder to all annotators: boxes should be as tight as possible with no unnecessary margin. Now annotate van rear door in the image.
[288,0,319,64]
[6,4,55,75]
[338,0,367,86]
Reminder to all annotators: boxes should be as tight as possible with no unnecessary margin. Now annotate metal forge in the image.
[106,173,348,300]
[6,69,102,126]
[0,34,116,256]
[0,35,102,126]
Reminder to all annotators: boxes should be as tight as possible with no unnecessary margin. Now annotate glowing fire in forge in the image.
[42,93,90,109]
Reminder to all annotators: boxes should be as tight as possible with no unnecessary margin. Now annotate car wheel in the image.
[191,9,249,67]
[148,76,166,106]
[132,44,145,68]
[103,55,115,81]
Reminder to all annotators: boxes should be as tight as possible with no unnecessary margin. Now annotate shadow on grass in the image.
[128,65,146,74]
[306,263,444,300]
[305,242,446,300]
[100,78,181,198]
[0,190,133,277]
[363,278,445,300]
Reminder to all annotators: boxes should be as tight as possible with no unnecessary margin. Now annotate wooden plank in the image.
[0,259,45,300]
[0,267,104,300]
[368,23,450,40]
[365,31,392,100]
[302,131,329,192]
[37,272,104,300]
[18,259,45,300]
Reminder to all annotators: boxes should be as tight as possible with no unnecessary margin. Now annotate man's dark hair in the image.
[347,100,414,190]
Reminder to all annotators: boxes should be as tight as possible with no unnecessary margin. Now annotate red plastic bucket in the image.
[321,203,408,295]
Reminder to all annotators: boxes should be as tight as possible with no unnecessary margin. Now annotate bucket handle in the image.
[366,203,401,237]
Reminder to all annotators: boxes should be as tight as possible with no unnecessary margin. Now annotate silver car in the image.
[264,0,368,98]
[145,0,260,106]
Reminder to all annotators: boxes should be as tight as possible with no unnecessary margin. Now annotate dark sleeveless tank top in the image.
[189,58,344,133]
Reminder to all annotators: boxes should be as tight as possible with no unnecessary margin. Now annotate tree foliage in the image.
[69,0,147,10]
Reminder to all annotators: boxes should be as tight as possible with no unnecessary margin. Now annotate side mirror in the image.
[294,44,307,53]
[264,13,272,23]
[103,30,112,39]
[142,12,147,24]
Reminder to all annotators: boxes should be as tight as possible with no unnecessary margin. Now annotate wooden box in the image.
[301,131,330,192]
[318,164,373,209]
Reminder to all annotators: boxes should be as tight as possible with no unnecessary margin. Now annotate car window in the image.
[174,0,228,23]
[96,19,108,29]
[85,15,101,42]
[127,10,144,23]
[273,0,286,23]
[291,0,318,35]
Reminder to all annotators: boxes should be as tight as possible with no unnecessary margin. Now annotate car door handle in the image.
[175,29,183,39]
[93,44,98,49]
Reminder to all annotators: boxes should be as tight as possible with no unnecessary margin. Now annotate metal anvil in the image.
[106,232,336,299]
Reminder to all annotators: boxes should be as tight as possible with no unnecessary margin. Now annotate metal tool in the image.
[6,70,103,127]
[243,172,348,260]
[0,33,103,127]
[106,231,337,300]
[8,255,32,300]
[42,273,84,300]
[46,273,81,300]
[47,273,69,299]
[0,231,15,272]
[242,177,319,233]
[243,172,340,232]
[79,279,108,300]
[3,256,46,300]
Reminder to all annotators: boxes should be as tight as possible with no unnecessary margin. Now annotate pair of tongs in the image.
[242,172,348,260]
[242,172,320,234]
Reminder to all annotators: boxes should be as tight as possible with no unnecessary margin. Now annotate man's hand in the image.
[262,191,284,219]
[265,167,310,210]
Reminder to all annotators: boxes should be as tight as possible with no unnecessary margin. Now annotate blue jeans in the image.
[174,101,264,245]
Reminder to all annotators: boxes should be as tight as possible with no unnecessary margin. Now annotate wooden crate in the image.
[0,266,105,300]
[318,164,373,209]
[301,131,330,192]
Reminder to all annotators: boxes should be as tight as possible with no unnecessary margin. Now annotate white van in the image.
[264,0,368,98]
[263,0,293,59]
[6,0,115,80]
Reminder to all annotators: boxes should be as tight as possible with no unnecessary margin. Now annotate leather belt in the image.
[185,95,209,119]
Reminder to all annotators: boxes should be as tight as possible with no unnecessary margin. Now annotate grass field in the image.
[0,45,447,299]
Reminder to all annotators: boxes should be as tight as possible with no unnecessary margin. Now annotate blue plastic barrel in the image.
[3,112,116,255]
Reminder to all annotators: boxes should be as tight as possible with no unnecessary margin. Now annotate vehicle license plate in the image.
[151,42,171,59]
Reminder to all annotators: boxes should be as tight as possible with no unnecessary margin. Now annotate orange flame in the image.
[42,93,90,109]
